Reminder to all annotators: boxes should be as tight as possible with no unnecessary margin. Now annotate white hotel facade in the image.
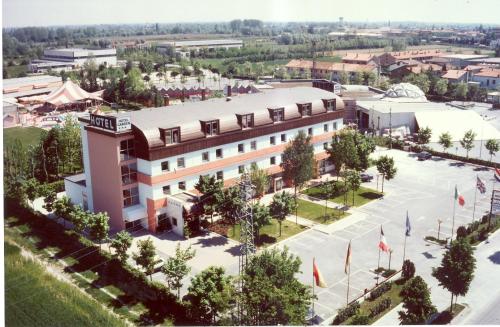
[65,87,345,236]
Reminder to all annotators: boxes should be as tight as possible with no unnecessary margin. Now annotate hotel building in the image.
[65,87,345,236]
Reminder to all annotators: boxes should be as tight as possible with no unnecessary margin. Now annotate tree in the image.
[42,188,57,213]
[417,127,432,146]
[434,78,448,96]
[403,73,430,94]
[376,155,397,193]
[216,186,243,233]
[432,239,476,313]
[162,243,196,298]
[239,247,313,325]
[438,132,453,153]
[351,71,363,85]
[70,205,89,234]
[251,202,271,242]
[53,196,72,226]
[402,259,416,280]
[88,212,110,251]
[281,131,315,221]
[328,131,358,179]
[460,130,476,158]
[485,139,499,162]
[24,178,40,205]
[339,71,350,85]
[269,191,295,236]
[454,82,468,100]
[195,175,223,224]
[249,163,269,198]
[398,276,437,324]
[345,169,361,206]
[185,266,235,325]
[110,230,133,263]
[133,237,157,281]
[124,67,146,96]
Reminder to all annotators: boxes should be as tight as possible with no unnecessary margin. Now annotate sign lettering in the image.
[89,114,131,132]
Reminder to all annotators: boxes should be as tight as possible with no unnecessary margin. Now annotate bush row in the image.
[369,281,392,301]
[369,298,392,318]
[332,301,360,325]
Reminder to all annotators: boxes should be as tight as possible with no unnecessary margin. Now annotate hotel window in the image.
[177,157,185,168]
[324,99,336,111]
[120,139,135,161]
[162,127,180,145]
[178,181,186,190]
[203,120,219,136]
[172,218,178,226]
[270,136,276,145]
[238,165,245,174]
[250,141,257,150]
[202,151,210,162]
[323,142,328,150]
[123,187,139,207]
[121,163,137,185]
[216,148,223,159]
[238,143,245,153]
[299,103,312,117]
[162,185,171,195]
[216,171,223,180]
[308,128,313,136]
[281,133,286,143]
[324,124,329,132]
[238,113,254,129]
[270,156,276,165]
[161,161,169,172]
[269,108,284,122]
[333,122,338,130]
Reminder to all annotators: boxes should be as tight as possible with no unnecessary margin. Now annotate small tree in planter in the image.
[438,132,452,153]
[398,276,437,324]
[269,191,295,237]
[401,259,416,281]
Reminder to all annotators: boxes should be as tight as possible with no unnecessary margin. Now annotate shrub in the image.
[369,282,392,301]
[402,259,415,280]
[470,220,480,232]
[382,269,396,278]
[481,215,488,224]
[333,301,360,325]
[351,313,370,325]
[478,228,488,241]
[431,310,453,324]
[456,226,468,239]
[369,298,392,318]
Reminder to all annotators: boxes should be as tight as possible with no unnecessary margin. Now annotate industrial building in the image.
[29,48,117,72]
[157,39,243,57]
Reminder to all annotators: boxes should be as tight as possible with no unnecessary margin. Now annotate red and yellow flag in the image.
[313,258,327,288]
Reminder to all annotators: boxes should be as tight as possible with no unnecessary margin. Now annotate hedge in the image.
[332,301,360,325]
[369,298,392,318]
[369,281,392,301]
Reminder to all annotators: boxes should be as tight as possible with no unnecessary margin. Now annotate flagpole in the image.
[451,186,457,242]
[403,211,408,263]
[346,259,351,306]
[377,225,382,284]
[312,257,315,318]
[472,175,478,224]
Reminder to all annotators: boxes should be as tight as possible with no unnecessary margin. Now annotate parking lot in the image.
[274,148,494,322]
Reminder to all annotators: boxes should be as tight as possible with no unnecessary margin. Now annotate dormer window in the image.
[298,103,312,117]
[269,108,284,123]
[323,99,336,111]
[161,127,180,145]
[201,120,219,136]
[237,113,254,129]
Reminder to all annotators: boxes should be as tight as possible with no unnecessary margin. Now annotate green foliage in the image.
[403,73,430,93]
[239,247,313,325]
[434,78,448,96]
[133,237,157,280]
[351,71,364,85]
[249,163,270,198]
[460,129,476,158]
[216,186,243,226]
[88,212,110,249]
[69,205,89,234]
[185,266,235,325]
[344,169,361,206]
[369,298,392,318]
[438,132,453,153]
[351,313,371,325]
[251,202,272,241]
[454,82,468,100]
[195,175,223,223]
[281,131,315,191]
[376,155,397,192]
[485,139,499,162]
[417,127,432,145]
[162,243,196,298]
[402,259,416,280]
[399,276,437,324]
[42,188,57,212]
[432,239,476,312]
[456,226,468,239]
[369,282,392,301]
[333,301,360,324]
[53,195,72,222]
[328,129,375,175]
[339,71,350,85]
[269,191,296,236]
[110,230,133,263]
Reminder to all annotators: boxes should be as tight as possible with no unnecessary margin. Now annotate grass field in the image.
[5,64,29,78]
[5,241,127,327]
[302,181,383,208]
[227,218,307,247]
[4,126,44,148]
[295,198,348,224]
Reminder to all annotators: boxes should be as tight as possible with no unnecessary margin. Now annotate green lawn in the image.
[5,64,29,78]
[302,181,383,208]
[5,241,126,327]
[295,198,348,224]
[227,218,307,247]
[4,126,45,148]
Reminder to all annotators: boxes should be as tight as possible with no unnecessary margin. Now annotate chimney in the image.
[226,85,232,97]
[163,95,170,106]
[201,88,206,101]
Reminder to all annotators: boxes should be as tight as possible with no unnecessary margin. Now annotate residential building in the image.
[441,69,468,84]
[378,50,442,67]
[65,87,344,235]
[285,59,377,81]
[341,53,377,65]
[471,68,500,89]
[40,48,117,67]
[439,54,490,69]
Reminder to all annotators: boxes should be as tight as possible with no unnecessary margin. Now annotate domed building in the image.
[381,83,427,102]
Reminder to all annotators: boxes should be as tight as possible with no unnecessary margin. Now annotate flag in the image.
[313,258,327,288]
[405,212,411,237]
[344,241,351,275]
[495,168,500,182]
[378,226,390,252]
[476,177,486,194]
[455,185,465,206]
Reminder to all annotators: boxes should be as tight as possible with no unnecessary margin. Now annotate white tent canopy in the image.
[43,80,102,106]
[415,110,500,142]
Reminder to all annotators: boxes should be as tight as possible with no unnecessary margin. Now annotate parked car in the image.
[417,151,432,161]
[360,173,373,182]
[153,256,165,272]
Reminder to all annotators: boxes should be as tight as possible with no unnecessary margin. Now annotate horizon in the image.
[3,0,500,28]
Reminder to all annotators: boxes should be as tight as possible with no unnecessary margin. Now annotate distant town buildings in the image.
[285,59,377,81]
[157,39,243,57]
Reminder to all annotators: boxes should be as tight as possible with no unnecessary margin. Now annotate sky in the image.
[2,0,499,28]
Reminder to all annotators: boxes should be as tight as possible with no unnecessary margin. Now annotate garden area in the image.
[302,180,383,208]
[295,198,348,224]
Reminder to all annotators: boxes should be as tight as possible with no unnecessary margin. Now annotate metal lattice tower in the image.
[238,172,255,274]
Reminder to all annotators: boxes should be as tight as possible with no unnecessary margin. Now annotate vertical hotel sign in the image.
[491,189,500,215]
[89,114,131,132]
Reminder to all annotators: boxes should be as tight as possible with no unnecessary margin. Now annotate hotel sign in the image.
[491,190,500,215]
[89,114,131,132]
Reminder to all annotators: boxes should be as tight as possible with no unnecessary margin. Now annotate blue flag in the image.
[405,212,411,237]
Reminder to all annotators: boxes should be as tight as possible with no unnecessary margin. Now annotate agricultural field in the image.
[3,126,45,148]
